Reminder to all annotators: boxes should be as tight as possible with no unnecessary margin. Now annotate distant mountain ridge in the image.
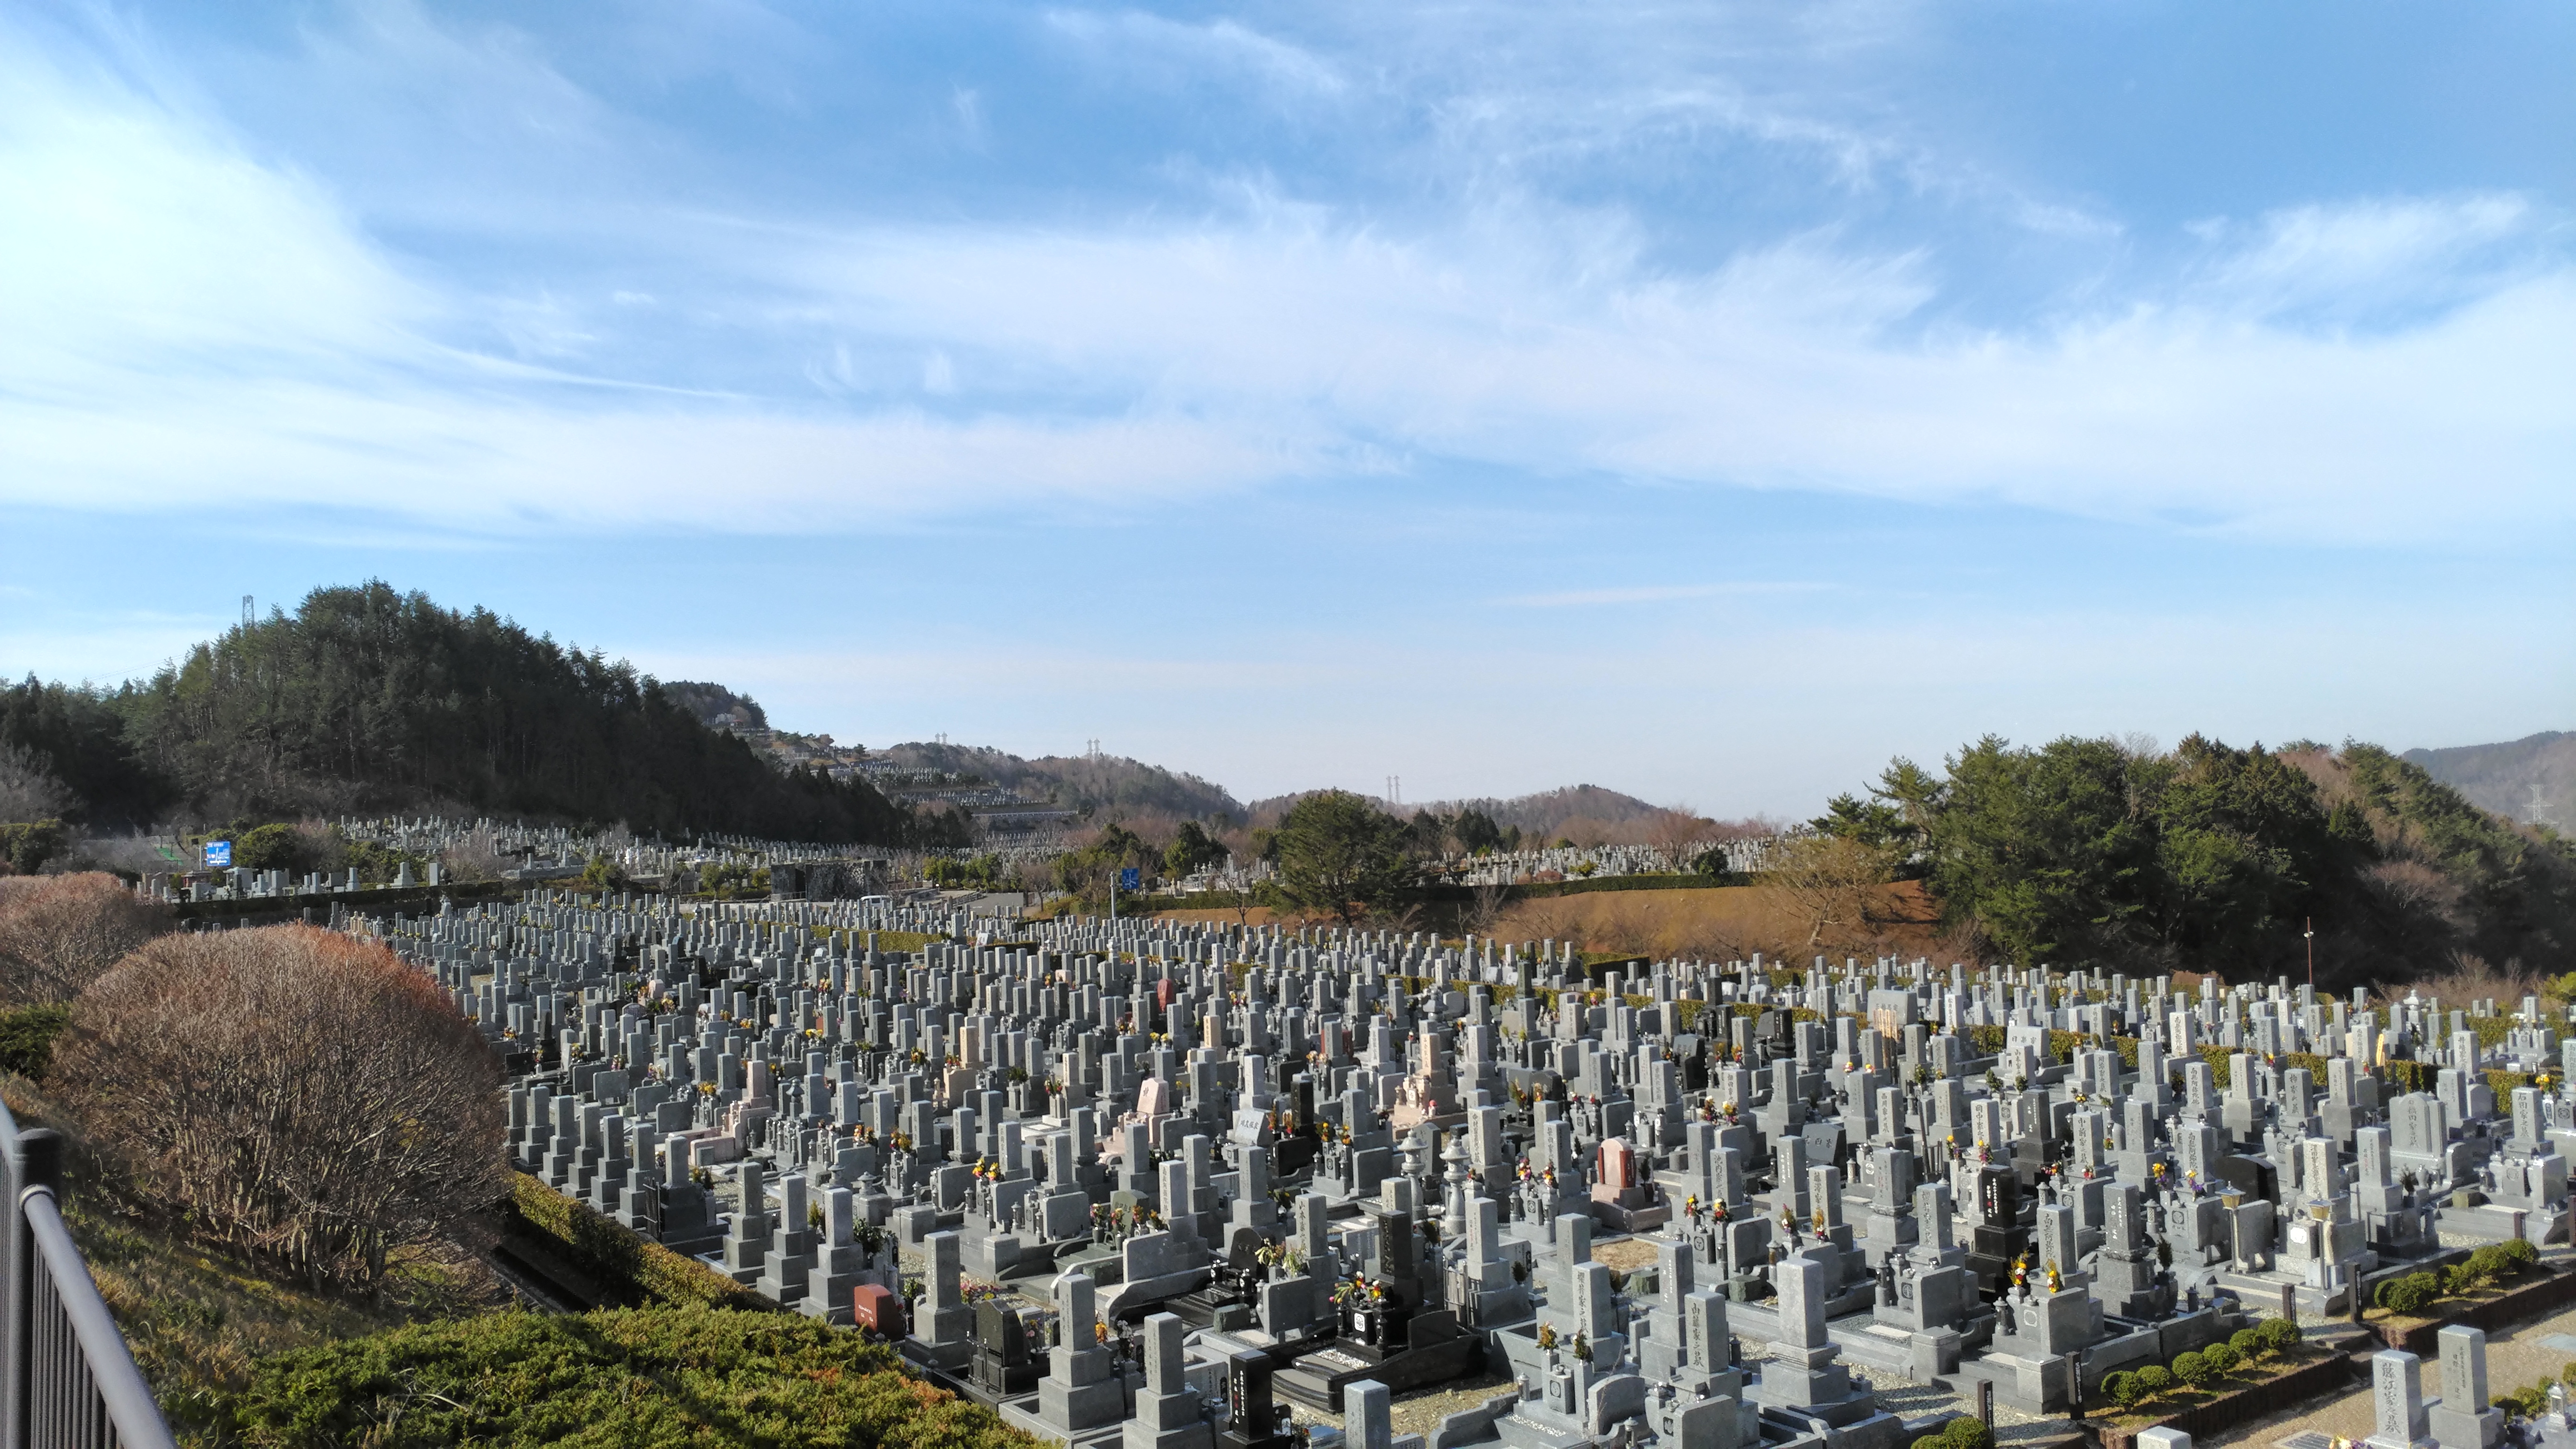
[869,740,1675,839]
[2405,731,2575,831]
[873,742,1245,822]
[1242,782,1674,842]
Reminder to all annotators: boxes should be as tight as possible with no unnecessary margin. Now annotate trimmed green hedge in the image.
[211,1305,1041,1449]
[504,1175,766,1311]
[1910,1415,1994,1449]
[2104,1318,2300,1409]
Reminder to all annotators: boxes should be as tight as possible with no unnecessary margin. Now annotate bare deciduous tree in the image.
[0,873,171,1004]
[438,826,511,884]
[1759,834,1895,949]
[57,925,503,1287]
[0,744,74,824]
[1644,806,1714,870]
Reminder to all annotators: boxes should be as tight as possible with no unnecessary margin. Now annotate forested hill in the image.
[1,584,927,843]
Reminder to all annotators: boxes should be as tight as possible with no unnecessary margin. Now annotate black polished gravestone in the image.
[1219,1348,1296,1449]
[2216,1152,2279,1204]
[972,1300,1046,1397]
[1962,1165,2027,1298]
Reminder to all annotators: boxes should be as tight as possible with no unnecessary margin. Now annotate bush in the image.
[55,925,502,1286]
[2560,1359,2576,1388]
[214,1304,1040,1449]
[2498,1238,2539,1272]
[2135,1365,2174,1397]
[2379,1271,2443,1315]
[2204,1343,2241,1375]
[2106,1371,2142,1408]
[2172,1351,2214,1389]
[0,821,69,876]
[2257,1318,2301,1352]
[1939,1417,1994,1449]
[505,1177,760,1311]
[2230,1327,2266,1359]
[0,872,170,1004]
[0,1003,69,1078]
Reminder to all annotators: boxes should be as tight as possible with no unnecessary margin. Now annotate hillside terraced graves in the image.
[353,889,2576,1449]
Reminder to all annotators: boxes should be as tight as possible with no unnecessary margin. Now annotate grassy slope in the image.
[215,1306,1041,1449]
[2,1075,506,1443]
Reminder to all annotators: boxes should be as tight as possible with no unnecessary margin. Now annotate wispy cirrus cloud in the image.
[0,1,2566,550]
[1497,583,1827,607]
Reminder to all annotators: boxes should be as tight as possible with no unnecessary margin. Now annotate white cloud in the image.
[0,7,2567,547]
[1043,11,1348,100]
[2190,194,2540,321]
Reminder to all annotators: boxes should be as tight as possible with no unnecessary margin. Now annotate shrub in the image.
[0,821,69,876]
[2498,1238,2539,1272]
[2257,1318,2302,1352]
[214,1305,1042,1449]
[2135,1365,2174,1397]
[0,1003,69,1078]
[0,872,170,1004]
[2447,1261,2489,1296]
[2204,1343,2241,1375]
[2560,1360,2576,1388]
[1940,1417,1994,1449]
[2172,1351,2214,1389]
[2230,1327,2265,1359]
[2379,1271,2442,1315]
[2106,1371,2142,1408]
[505,1177,762,1312]
[55,925,502,1287]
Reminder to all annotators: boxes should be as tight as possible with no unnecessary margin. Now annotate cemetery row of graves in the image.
[133,812,1786,910]
[315,877,2576,1449]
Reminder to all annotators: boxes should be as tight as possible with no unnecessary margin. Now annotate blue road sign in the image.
[1119,867,1141,891]
[204,840,232,868]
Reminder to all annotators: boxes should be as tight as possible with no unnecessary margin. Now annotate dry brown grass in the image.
[1494,882,1943,961]
[1143,882,1949,962]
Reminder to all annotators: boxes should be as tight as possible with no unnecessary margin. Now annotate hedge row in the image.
[503,1175,766,1311]
[2376,1239,2539,1315]
[2104,1318,2302,1409]
[210,1304,1040,1449]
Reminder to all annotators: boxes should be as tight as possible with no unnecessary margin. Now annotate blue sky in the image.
[1,0,2569,817]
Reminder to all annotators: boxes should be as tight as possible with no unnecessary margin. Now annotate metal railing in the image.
[0,1107,176,1449]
